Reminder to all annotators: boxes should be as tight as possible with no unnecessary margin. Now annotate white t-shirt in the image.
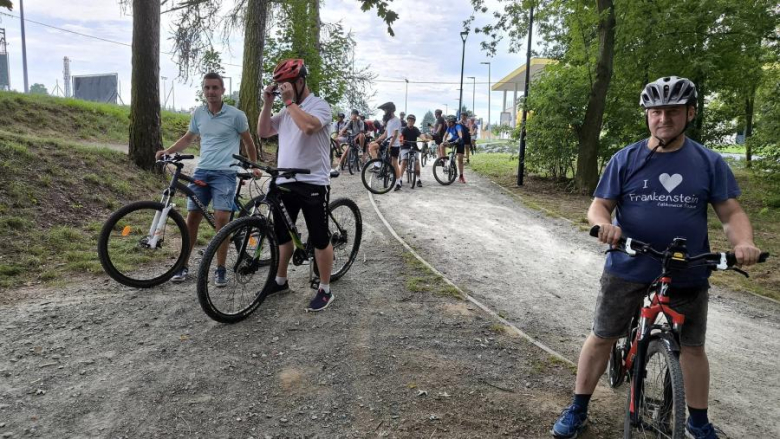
[384,116,402,147]
[271,94,332,186]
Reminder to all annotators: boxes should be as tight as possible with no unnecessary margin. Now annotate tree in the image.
[29,83,48,95]
[128,0,162,171]
[0,1,12,11]
[422,111,435,133]
[236,0,268,159]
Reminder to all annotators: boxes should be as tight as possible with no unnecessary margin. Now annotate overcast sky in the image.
[0,0,541,123]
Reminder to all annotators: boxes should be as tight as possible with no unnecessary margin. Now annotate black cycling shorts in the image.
[446,141,465,154]
[273,183,331,250]
[389,146,400,158]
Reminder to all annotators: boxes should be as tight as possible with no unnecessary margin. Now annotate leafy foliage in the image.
[29,83,48,95]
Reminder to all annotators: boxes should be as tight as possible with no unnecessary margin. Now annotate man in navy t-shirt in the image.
[552,77,762,439]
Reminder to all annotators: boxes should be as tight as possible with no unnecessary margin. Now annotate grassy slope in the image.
[0,92,193,289]
[470,153,780,300]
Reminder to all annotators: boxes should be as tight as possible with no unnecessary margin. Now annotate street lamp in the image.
[457,30,469,118]
[20,0,29,93]
[480,61,491,128]
[467,76,476,116]
[517,4,534,186]
[161,76,168,109]
[443,103,449,115]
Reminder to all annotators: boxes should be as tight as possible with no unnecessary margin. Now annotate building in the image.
[492,58,556,128]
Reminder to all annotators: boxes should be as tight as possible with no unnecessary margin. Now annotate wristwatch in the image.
[284,99,294,107]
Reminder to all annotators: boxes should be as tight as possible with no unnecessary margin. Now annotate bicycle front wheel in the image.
[433,157,456,185]
[421,150,428,167]
[98,200,190,288]
[625,337,686,438]
[347,147,358,175]
[362,158,396,194]
[197,216,278,324]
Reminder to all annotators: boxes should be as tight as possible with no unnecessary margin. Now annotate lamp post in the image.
[480,61,491,128]
[404,78,409,114]
[457,30,469,118]
[517,5,534,186]
[467,76,475,116]
[20,0,29,93]
[444,103,448,115]
[161,76,168,109]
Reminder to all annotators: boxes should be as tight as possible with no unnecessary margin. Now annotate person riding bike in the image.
[154,72,261,285]
[459,112,473,166]
[332,112,348,142]
[397,114,425,190]
[439,115,466,184]
[258,58,337,312]
[551,76,762,439]
[368,102,402,179]
[336,109,367,170]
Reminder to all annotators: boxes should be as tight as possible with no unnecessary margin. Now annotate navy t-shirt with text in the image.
[594,138,740,286]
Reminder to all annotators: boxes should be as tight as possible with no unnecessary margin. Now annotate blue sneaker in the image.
[686,418,721,439]
[551,404,587,438]
[306,289,334,312]
[170,266,188,283]
[214,266,227,287]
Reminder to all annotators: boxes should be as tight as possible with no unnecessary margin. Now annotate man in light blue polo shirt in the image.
[155,72,260,285]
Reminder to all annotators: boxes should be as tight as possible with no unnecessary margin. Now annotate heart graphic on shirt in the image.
[659,173,683,193]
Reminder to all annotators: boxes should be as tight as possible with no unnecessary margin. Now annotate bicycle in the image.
[339,133,363,175]
[330,137,344,169]
[97,154,266,288]
[361,140,397,195]
[432,140,460,185]
[589,225,769,438]
[401,140,423,189]
[196,154,362,323]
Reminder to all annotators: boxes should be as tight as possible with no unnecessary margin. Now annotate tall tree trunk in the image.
[744,88,756,168]
[238,0,269,160]
[129,0,162,171]
[574,0,615,194]
[689,79,705,143]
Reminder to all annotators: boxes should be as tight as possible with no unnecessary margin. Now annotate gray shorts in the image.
[592,271,709,347]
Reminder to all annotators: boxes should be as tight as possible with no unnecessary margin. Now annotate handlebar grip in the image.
[589,225,600,237]
[726,252,770,266]
[178,154,195,160]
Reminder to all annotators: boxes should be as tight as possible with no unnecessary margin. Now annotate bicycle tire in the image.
[433,157,456,185]
[608,338,627,388]
[197,216,278,324]
[312,197,362,282]
[624,337,686,438]
[98,200,190,288]
[361,158,396,194]
[421,151,427,167]
[347,147,357,175]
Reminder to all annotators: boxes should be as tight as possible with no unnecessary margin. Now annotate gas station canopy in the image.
[492,58,556,92]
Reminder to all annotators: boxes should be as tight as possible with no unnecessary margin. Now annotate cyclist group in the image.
[151,61,763,439]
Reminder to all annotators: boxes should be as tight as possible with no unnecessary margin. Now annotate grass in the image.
[0,91,192,146]
[0,131,169,290]
[401,251,463,300]
[469,153,780,300]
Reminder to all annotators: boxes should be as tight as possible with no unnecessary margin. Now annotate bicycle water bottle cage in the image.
[667,238,689,270]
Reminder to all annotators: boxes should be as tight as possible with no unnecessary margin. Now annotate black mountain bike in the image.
[589,226,769,438]
[361,141,397,194]
[401,140,423,189]
[196,154,362,323]
[97,154,264,288]
[339,133,363,175]
[433,141,459,185]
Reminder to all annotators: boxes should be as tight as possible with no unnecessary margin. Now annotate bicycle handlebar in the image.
[589,225,769,271]
[231,154,310,178]
[156,153,195,165]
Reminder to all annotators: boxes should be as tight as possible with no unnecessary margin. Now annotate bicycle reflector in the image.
[121,226,132,236]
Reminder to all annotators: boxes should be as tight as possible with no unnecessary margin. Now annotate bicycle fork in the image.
[147,194,175,248]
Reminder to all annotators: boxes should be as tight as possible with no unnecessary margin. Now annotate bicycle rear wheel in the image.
[361,158,396,194]
[624,337,686,438]
[433,157,456,185]
[197,216,278,324]
[98,200,189,288]
[313,197,362,281]
[347,147,359,175]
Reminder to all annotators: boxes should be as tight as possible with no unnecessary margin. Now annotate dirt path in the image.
[0,173,628,438]
[370,161,780,438]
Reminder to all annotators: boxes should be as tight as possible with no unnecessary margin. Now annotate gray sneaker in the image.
[171,266,189,283]
[214,266,227,287]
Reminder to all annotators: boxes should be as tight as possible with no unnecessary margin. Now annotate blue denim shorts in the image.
[186,169,237,212]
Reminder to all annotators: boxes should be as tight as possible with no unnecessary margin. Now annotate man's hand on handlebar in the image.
[733,242,762,267]
[155,150,168,161]
[595,223,622,247]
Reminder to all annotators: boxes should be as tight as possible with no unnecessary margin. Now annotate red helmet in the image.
[273,59,308,83]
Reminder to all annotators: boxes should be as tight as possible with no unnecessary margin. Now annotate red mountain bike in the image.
[589,225,769,438]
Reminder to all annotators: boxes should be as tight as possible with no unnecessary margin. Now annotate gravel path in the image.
[370,160,780,438]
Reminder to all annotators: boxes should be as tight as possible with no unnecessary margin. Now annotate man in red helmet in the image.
[257,59,336,312]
